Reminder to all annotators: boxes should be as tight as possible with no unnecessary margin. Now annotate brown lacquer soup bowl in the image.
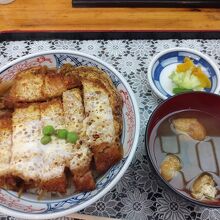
[145,91,220,207]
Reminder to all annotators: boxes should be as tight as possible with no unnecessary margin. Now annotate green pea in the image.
[56,129,68,139]
[41,135,52,145]
[43,125,55,136]
[67,131,78,144]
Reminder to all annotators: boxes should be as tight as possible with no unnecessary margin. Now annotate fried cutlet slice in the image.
[5,67,45,107]
[91,142,122,174]
[62,88,84,134]
[0,113,12,188]
[10,104,43,188]
[4,65,81,107]
[40,99,72,193]
[63,88,95,191]
[69,144,95,192]
[43,71,80,98]
[172,118,206,141]
[77,66,123,138]
[80,67,123,174]
[82,79,117,144]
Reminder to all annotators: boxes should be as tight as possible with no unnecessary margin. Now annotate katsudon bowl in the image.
[145,92,220,208]
[0,50,140,219]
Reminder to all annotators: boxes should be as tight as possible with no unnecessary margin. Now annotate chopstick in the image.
[68,213,120,220]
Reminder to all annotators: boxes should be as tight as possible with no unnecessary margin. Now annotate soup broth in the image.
[149,109,220,204]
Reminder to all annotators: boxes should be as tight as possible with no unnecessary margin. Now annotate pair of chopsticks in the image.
[68,213,120,220]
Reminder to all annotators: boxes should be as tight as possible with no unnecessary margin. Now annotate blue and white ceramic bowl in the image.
[0,50,140,219]
[148,48,220,100]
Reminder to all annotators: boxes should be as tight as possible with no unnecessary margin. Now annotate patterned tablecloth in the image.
[0,39,220,220]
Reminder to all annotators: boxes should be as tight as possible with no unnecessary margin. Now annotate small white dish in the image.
[148,48,220,100]
[0,50,140,219]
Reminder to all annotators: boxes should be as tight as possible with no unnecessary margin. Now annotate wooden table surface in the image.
[0,0,220,33]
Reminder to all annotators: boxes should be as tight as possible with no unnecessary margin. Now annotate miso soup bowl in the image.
[145,92,220,207]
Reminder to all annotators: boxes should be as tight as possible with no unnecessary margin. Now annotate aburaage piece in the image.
[172,118,206,141]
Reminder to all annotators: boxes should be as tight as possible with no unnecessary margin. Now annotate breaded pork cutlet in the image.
[39,96,95,193]
[0,64,123,195]
[10,104,43,190]
[0,113,12,188]
[63,88,95,192]
[4,65,81,108]
[69,143,95,192]
[62,88,85,135]
[78,66,123,174]
[77,66,123,138]
[39,99,70,193]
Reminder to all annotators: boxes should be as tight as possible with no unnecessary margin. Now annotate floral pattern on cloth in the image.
[0,39,220,220]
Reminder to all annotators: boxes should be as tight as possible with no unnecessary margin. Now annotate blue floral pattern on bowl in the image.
[0,51,140,219]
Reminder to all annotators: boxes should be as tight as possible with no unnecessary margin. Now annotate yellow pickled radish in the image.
[176,57,194,72]
[192,67,211,88]
[176,57,211,89]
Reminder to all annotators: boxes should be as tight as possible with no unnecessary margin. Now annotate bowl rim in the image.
[0,50,140,219]
[145,91,220,208]
[147,47,220,100]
